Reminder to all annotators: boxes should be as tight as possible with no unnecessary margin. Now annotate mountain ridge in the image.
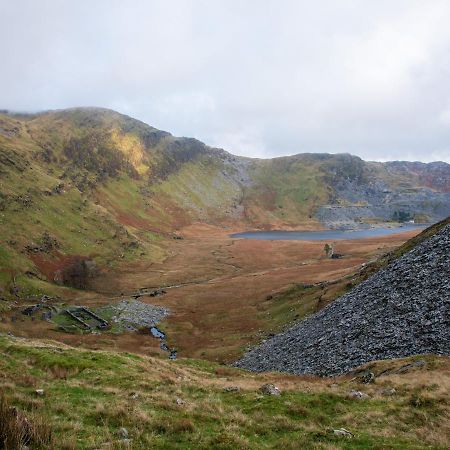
[1,107,450,300]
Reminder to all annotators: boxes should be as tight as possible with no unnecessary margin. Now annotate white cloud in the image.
[1,0,450,162]
[438,109,450,127]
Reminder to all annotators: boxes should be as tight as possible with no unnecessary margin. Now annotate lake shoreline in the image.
[230,224,427,241]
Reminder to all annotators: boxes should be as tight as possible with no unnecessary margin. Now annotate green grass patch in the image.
[0,337,448,449]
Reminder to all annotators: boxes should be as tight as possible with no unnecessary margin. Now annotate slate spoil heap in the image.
[235,224,450,376]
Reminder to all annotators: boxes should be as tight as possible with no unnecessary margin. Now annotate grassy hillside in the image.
[243,155,330,226]
[0,109,242,301]
[0,122,154,302]
[1,108,449,301]
[1,109,449,449]
[0,336,448,449]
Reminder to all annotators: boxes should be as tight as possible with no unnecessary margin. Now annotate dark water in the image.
[230,224,425,241]
[150,326,166,339]
[149,326,177,360]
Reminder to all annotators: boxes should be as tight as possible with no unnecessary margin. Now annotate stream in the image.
[150,326,177,359]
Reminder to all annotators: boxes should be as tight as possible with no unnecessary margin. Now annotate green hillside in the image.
[1,336,448,449]
[1,108,449,301]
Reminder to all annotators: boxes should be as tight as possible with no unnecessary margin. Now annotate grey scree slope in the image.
[235,224,450,376]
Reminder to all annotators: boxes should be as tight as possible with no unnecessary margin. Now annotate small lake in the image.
[230,224,425,241]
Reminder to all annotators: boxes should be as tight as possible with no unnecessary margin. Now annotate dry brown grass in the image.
[1,225,418,364]
[0,393,52,449]
[92,400,152,428]
[17,374,39,387]
[47,365,79,380]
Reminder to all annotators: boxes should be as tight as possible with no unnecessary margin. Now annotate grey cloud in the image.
[1,0,450,162]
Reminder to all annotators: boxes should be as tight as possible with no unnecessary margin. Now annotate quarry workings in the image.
[235,224,450,375]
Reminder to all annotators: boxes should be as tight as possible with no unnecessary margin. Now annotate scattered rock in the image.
[52,182,66,194]
[129,392,139,400]
[15,194,32,208]
[223,386,241,393]
[118,427,129,439]
[332,428,354,438]
[380,388,396,396]
[358,372,375,384]
[348,390,369,400]
[35,389,44,396]
[149,289,166,297]
[377,360,427,377]
[40,231,60,252]
[176,398,185,406]
[259,384,281,396]
[110,300,169,328]
[395,360,426,374]
[25,232,60,254]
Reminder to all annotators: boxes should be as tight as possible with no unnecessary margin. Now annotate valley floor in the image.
[0,225,422,362]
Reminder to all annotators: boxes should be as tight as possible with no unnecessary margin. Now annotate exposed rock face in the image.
[235,223,450,376]
[316,182,450,229]
[314,157,450,228]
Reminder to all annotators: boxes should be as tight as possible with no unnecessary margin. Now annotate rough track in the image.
[235,224,450,376]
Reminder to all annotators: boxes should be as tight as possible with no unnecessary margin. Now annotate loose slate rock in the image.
[235,223,450,376]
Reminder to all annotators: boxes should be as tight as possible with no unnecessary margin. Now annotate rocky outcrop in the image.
[235,223,450,376]
[316,180,450,229]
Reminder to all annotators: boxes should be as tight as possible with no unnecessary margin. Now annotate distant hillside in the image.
[1,107,450,299]
[235,220,450,375]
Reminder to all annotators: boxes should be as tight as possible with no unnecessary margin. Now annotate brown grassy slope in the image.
[0,109,243,301]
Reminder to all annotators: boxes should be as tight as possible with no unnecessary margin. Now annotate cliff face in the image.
[235,221,450,376]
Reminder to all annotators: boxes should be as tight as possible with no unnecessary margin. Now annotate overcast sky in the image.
[1,0,450,162]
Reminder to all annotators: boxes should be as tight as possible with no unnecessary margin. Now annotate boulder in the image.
[259,384,281,396]
[348,390,369,400]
